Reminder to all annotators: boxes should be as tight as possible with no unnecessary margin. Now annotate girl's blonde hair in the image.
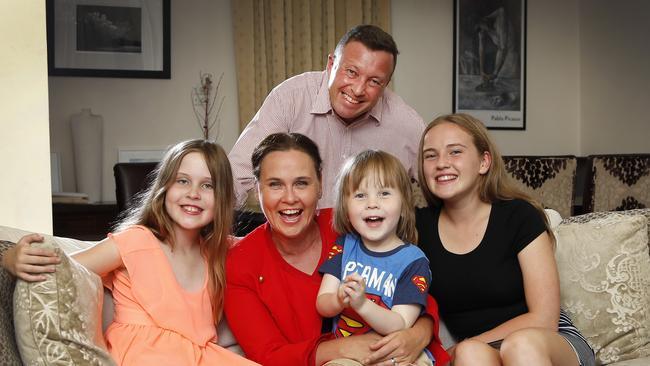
[115,139,234,322]
[333,150,417,244]
[416,113,553,237]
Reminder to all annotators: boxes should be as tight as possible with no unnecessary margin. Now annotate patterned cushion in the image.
[503,156,577,218]
[555,210,650,365]
[13,238,116,365]
[0,241,21,366]
[562,209,650,250]
[588,154,650,212]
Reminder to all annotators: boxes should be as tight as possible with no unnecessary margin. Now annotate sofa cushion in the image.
[555,212,650,365]
[587,154,650,212]
[503,156,577,218]
[561,209,650,251]
[0,240,21,366]
[606,357,650,366]
[13,238,115,365]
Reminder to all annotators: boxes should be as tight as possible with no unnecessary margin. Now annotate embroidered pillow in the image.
[13,239,116,365]
[554,213,650,364]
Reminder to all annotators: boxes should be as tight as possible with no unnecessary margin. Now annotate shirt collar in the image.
[311,70,384,125]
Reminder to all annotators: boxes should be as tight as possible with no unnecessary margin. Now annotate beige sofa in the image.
[2,207,650,365]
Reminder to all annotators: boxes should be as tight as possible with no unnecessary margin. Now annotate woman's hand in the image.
[362,329,419,365]
[362,316,433,366]
[315,332,383,365]
[1,233,60,281]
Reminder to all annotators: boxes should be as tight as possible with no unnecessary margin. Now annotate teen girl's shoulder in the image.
[493,199,547,252]
[493,198,542,220]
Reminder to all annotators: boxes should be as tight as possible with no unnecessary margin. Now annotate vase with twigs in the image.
[191,72,225,140]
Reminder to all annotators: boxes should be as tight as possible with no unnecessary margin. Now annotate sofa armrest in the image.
[0,225,97,254]
[0,240,21,365]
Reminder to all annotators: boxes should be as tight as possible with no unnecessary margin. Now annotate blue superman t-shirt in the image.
[319,233,432,338]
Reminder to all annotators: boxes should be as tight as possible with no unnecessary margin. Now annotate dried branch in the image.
[191,71,225,140]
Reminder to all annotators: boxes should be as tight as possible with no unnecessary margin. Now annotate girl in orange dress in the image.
[5,139,259,366]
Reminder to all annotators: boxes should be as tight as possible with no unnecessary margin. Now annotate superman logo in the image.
[335,294,387,337]
[411,275,428,293]
[327,244,343,260]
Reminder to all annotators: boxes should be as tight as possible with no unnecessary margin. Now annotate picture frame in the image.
[453,0,526,129]
[46,0,170,79]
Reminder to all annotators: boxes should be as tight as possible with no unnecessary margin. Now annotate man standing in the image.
[229,25,424,209]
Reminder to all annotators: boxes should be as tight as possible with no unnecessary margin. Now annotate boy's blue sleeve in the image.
[392,257,431,309]
[318,237,345,280]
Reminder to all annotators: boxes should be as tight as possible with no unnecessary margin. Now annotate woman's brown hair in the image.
[251,132,322,181]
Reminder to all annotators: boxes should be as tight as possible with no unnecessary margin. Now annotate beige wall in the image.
[46,0,650,204]
[49,0,239,202]
[579,0,650,154]
[0,1,52,233]
[392,0,581,155]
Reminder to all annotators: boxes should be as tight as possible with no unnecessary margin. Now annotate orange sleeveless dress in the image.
[103,226,258,365]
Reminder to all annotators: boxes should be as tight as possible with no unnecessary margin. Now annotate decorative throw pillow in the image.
[503,156,577,218]
[0,240,21,366]
[13,238,116,365]
[554,214,650,364]
[589,155,650,212]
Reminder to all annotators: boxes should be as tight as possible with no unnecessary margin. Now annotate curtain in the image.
[232,0,391,131]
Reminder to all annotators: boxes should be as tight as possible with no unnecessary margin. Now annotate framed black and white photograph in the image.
[453,0,526,129]
[47,0,170,79]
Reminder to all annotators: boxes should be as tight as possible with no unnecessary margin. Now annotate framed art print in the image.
[453,0,526,129]
[47,0,170,78]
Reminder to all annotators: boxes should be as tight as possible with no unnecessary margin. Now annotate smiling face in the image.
[421,122,491,205]
[164,151,215,236]
[257,149,322,242]
[346,175,403,251]
[326,41,394,124]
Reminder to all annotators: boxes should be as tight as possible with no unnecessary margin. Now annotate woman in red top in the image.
[225,133,448,366]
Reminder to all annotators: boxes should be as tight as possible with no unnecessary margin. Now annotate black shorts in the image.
[487,310,595,366]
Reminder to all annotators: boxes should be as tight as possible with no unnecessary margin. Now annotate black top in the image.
[416,199,547,340]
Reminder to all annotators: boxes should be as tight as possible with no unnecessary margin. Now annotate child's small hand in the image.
[337,283,350,306]
[343,273,367,310]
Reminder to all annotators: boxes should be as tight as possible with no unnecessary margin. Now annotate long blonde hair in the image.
[116,139,234,322]
[417,114,553,236]
[334,150,418,244]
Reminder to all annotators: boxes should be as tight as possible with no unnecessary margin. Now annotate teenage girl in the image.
[416,114,595,366]
[2,139,259,365]
[317,149,436,366]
